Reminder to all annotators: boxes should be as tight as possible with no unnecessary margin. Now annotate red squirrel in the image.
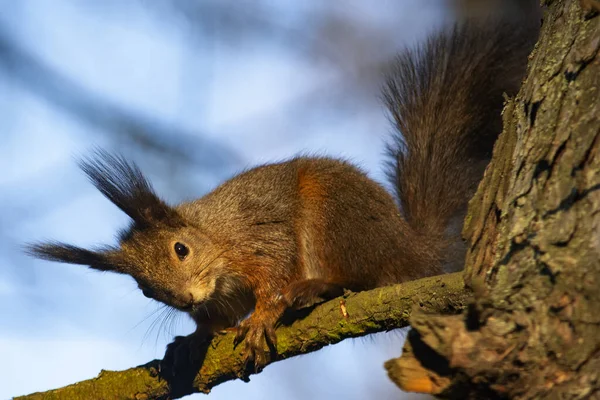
[27,20,536,376]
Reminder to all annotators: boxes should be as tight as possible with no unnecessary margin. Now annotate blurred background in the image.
[0,1,537,399]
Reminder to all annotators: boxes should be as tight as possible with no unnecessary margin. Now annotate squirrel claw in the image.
[264,325,277,349]
[235,319,277,372]
[233,324,249,348]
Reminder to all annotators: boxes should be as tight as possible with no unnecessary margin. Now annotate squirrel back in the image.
[384,19,537,272]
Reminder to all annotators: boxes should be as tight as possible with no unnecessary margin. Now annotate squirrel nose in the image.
[185,290,195,305]
[185,287,206,305]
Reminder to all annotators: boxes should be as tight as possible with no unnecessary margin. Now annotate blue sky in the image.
[0,1,452,398]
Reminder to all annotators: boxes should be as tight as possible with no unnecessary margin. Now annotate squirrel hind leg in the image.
[280,279,345,310]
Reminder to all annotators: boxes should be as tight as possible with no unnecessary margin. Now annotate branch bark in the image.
[387,0,600,398]
[14,272,468,400]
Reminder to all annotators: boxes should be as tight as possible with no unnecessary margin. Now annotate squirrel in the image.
[27,19,537,376]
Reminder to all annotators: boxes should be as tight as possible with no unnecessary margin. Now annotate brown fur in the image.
[384,19,538,271]
[26,19,537,373]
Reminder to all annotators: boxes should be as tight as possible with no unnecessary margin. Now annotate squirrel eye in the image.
[174,242,189,260]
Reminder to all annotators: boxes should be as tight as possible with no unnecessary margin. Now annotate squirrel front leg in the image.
[234,289,288,372]
[233,280,347,370]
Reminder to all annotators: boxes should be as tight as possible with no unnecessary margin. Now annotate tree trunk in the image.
[386,0,600,398]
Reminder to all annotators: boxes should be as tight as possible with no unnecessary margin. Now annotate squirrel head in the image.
[26,150,230,312]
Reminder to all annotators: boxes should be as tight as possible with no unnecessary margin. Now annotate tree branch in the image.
[14,272,469,400]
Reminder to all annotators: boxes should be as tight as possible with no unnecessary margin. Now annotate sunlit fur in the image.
[384,19,538,272]
[27,149,254,326]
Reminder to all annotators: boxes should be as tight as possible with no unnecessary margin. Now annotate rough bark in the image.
[386,0,600,398]
[14,272,468,400]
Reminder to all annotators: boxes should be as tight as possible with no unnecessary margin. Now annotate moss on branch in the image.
[14,272,468,400]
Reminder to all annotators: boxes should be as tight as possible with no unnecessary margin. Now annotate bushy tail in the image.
[384,19,537,271]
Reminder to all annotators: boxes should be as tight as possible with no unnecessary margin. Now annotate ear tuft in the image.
[25,241,122,272]
[79,149,184,227]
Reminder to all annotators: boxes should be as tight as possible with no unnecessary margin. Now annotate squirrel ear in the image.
[25,242,125,272]
[79,149,184,227]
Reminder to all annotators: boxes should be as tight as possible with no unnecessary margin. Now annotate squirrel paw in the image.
[281,279,344,309]
[159,333,208,379]
[234,319,277,373]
